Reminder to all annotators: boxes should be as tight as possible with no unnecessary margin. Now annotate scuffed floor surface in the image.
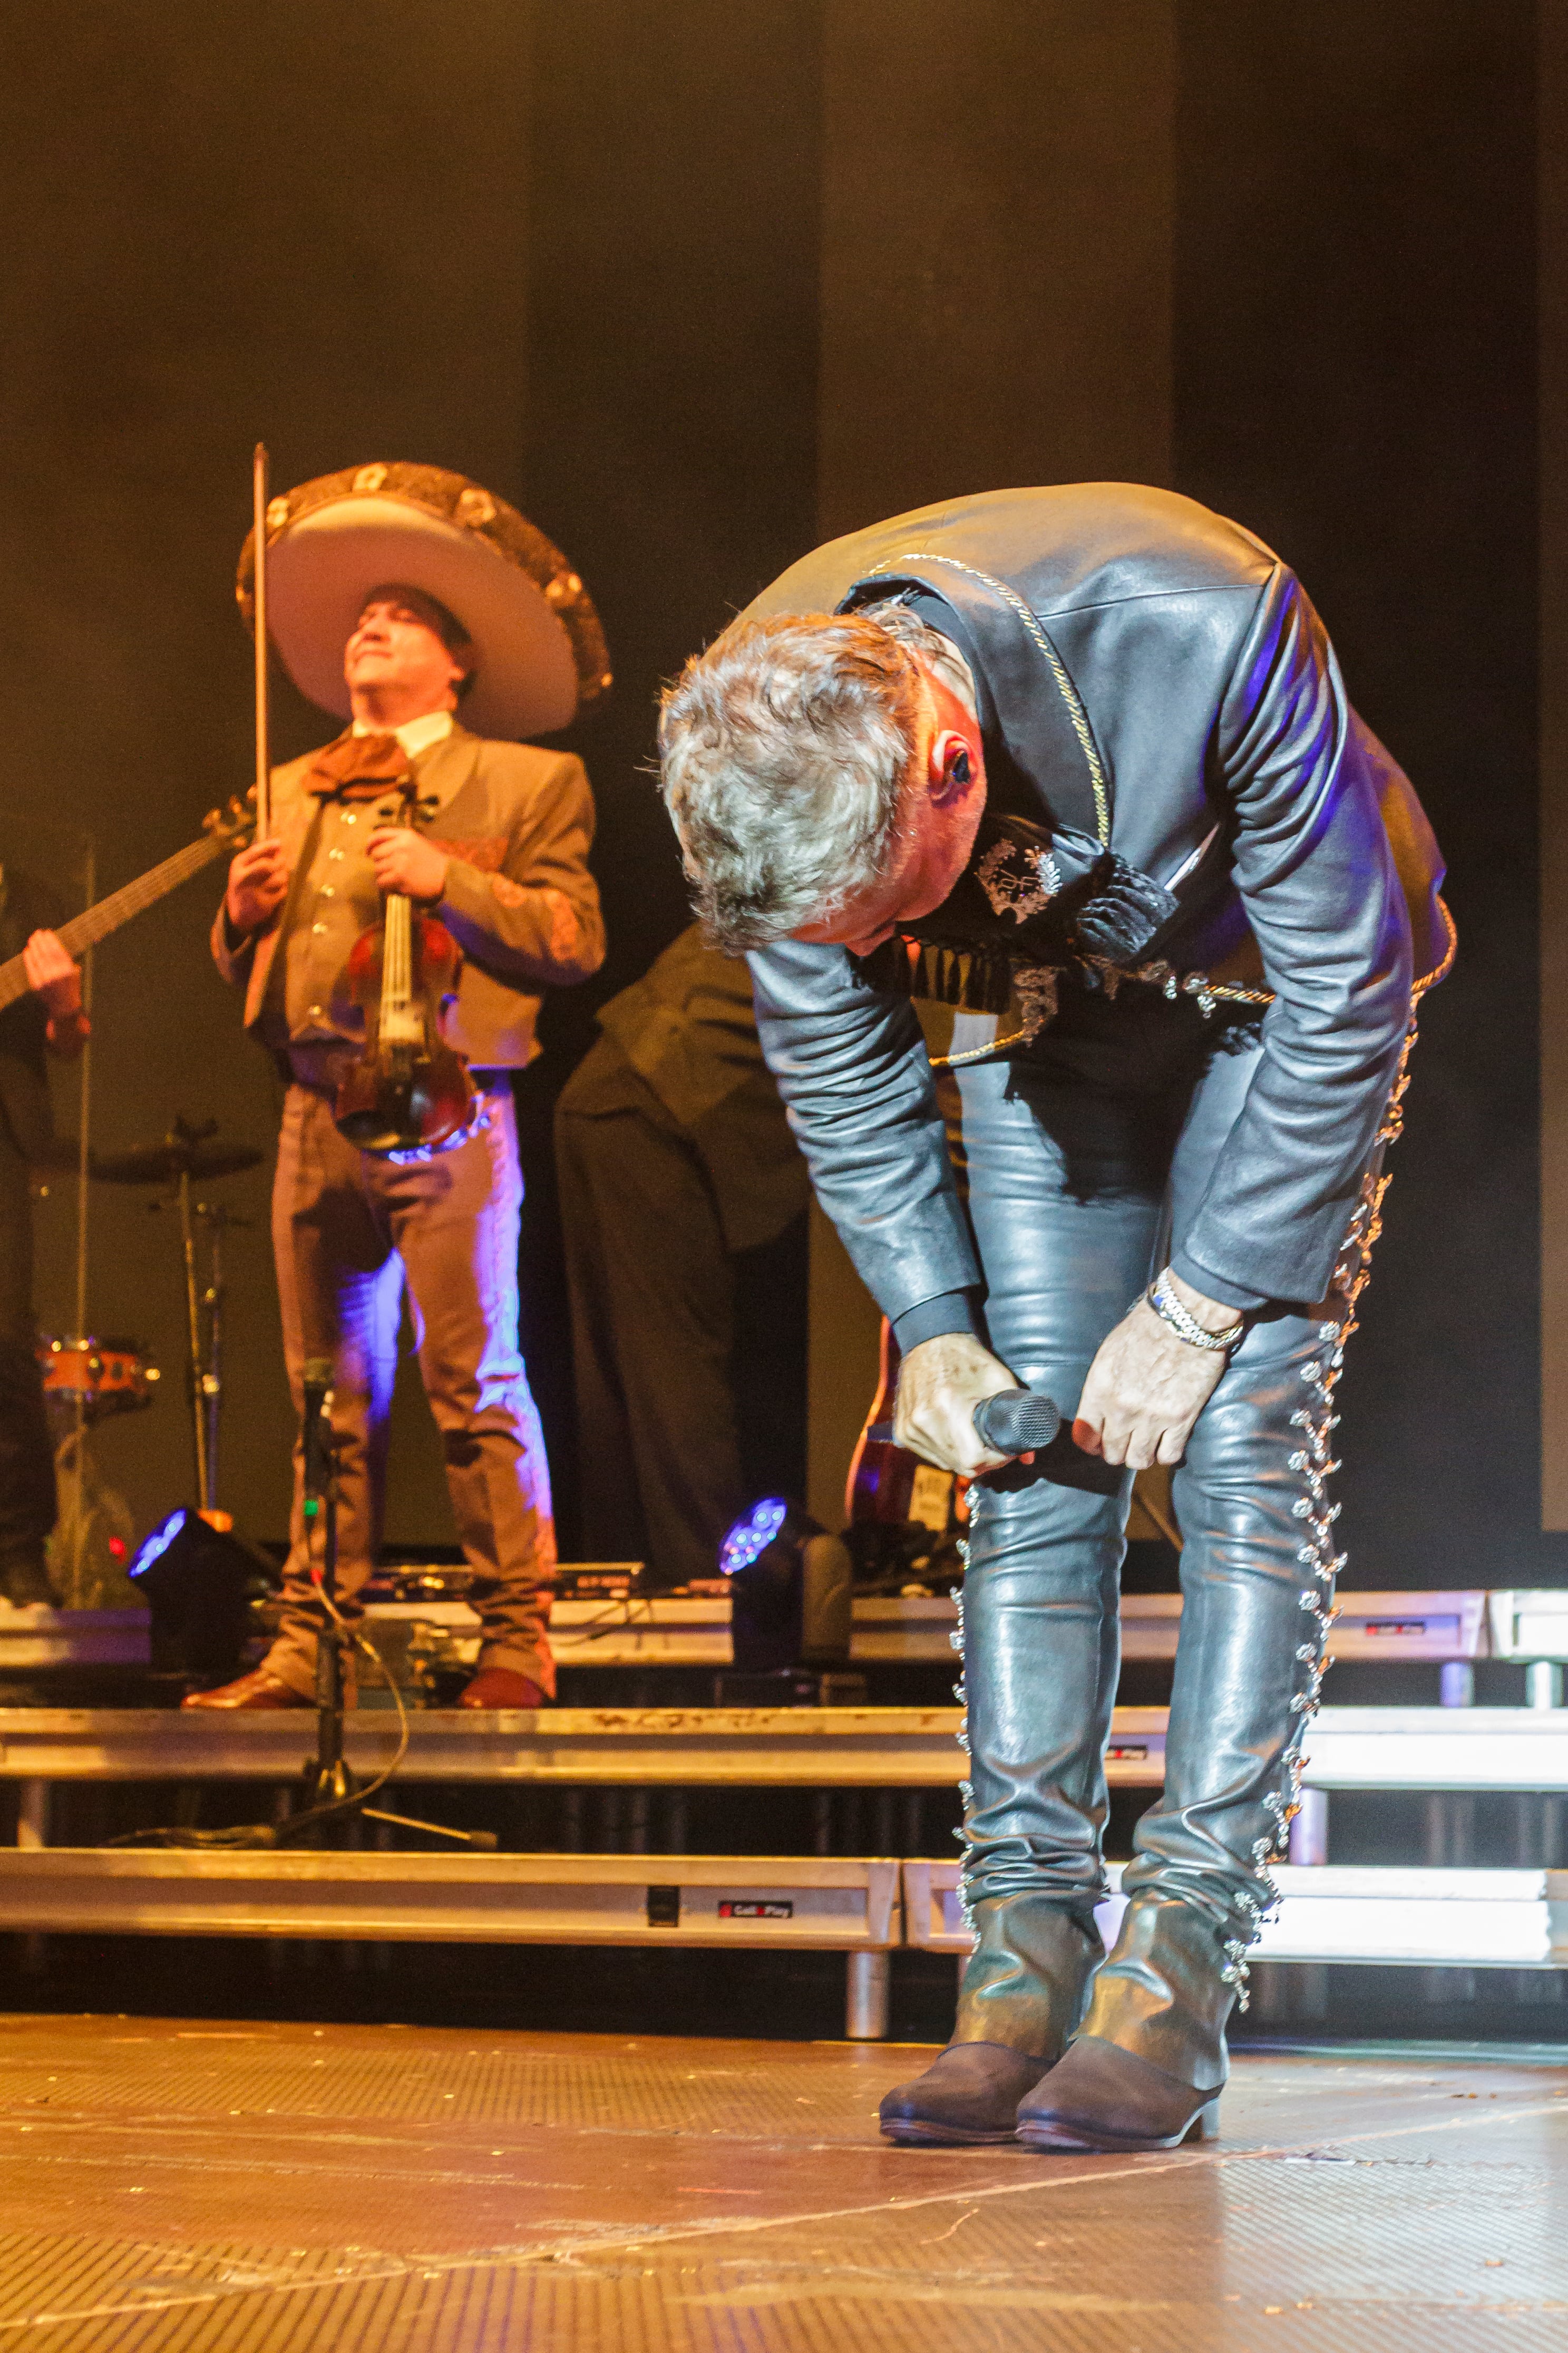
[0,2015,1564,2347]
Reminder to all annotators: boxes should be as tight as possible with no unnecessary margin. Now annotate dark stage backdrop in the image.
[0,0,538,1547]
[0,3,1554,1589]
[1176,5,1550,1585]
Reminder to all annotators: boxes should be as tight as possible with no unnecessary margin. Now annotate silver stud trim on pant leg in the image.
[1225,1048,1412,2008]
[950,1564,979,1931]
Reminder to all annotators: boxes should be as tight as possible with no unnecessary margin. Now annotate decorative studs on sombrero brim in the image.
[238,461,610,741]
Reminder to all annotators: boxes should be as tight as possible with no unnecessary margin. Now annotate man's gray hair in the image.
[658,601,953,953]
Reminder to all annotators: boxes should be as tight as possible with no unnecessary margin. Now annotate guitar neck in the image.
[0,830,230,1015]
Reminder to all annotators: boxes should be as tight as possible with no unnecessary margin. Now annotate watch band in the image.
[1144,1267,1245,1354]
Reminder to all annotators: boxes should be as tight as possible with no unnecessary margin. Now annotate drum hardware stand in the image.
[137,1118,250,1528]
[192,1199,246,1526]
[71,841,94,1586]
[169,1116,222,1521]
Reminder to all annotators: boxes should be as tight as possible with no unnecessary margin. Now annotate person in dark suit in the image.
[658,483,1450,2152]
[0,866,89,1603]
[555,925,809,1589]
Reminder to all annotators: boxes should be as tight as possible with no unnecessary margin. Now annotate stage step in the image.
[3,1703,1568,1796]
[0,1587,1507,1671]
[903,1860,1568,1969]
[0,1849,904,2036]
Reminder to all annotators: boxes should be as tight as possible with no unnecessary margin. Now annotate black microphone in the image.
[972,1389,1062,1455]
[867,1387,1062,1458]
[302,1357,335,1495]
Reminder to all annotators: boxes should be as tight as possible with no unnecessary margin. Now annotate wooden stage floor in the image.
[0,2016,1565,2348]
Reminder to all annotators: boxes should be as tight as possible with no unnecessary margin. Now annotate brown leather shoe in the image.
[457,1667,548,1710]
[181,1666,311,1711]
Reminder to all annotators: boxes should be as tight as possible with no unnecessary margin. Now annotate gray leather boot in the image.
[1016,2033,1222,2152]
[1071,1893,1236,2092]
[880,1893,1102,2145]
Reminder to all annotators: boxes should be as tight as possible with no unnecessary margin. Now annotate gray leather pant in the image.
[950,1021,1372,2088]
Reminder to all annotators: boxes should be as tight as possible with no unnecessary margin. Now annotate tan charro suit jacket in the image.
[211,724,605,1069]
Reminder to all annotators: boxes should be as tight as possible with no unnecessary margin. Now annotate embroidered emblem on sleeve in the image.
[541,886,579,959]
[974,837,1062,922]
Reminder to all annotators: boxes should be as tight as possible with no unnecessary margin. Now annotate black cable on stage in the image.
[108,1609,492,1852]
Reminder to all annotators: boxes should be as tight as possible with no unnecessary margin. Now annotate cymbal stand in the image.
[177,1161,207,1510]
[164,1115,220,1514]
[192,1202,244,1518]
[65,838,95,1605]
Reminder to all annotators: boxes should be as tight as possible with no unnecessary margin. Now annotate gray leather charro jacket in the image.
[742,484,1450,1321]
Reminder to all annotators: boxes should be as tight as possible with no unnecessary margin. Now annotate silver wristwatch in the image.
[1144,1267,1245,1353]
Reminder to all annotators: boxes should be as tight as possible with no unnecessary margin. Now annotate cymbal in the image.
[91,1140,264,1185]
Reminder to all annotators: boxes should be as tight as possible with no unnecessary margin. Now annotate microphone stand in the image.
[299,1359,354,1812]
[292,1359,494,1849]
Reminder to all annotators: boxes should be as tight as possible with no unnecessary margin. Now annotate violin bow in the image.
[252,441,271,838]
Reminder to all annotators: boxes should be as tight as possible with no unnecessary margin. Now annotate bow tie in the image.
[306,731,413,802]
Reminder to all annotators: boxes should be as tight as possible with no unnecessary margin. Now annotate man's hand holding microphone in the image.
[894,1265,1244,1477]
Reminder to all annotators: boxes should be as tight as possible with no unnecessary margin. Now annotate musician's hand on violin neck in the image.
[226,839,289,935]
[367,826,449,904]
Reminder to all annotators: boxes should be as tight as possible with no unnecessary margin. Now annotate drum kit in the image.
[41,1118,262,1603]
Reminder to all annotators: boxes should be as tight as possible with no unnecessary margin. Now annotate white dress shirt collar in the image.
[350,708,455,758]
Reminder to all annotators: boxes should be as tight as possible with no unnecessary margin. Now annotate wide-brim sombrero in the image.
[237,461,610,739]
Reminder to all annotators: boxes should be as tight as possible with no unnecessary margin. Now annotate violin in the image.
[333,781,476,1154]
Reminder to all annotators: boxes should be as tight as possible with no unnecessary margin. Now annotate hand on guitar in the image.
[895,1332,1027,1477]
[225,839,289,936]
[23,930,89,1053]
[367,827,448,905]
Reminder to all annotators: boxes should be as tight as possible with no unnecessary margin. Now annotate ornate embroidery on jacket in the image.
[541,885,580,961]
[973,836,1063,922]
[425,833,508,875]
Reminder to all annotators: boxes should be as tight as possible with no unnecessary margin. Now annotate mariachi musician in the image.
[0,877,89,1605]
[188,463,610,1712]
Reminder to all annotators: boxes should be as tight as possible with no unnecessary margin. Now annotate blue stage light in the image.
[123,1508,275,1682]
[128,1507,190,1580]
[719,1496,788,1577]
[717,1495,852,1674]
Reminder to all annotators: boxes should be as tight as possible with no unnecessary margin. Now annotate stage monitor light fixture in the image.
[720,1495,853,1674]
[128,1506,275,1680]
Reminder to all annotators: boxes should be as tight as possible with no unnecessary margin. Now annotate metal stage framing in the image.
[1,1701,1567,1804]
[0,1584,1524,1673]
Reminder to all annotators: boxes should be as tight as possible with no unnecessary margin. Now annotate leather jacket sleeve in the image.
[1167,566,1413,1310]
[748,936,979,1324]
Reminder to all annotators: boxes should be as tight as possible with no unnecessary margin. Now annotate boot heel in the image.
[1184,2099,1221,2144]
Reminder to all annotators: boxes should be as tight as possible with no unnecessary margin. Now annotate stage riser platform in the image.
[3,1709,1568,1877]
[0,1587,1522,1672]
[2,1855,1564,2045]
[1,1703,1567,1786]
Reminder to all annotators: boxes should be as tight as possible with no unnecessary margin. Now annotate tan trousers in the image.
[264,1081,556,1699]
